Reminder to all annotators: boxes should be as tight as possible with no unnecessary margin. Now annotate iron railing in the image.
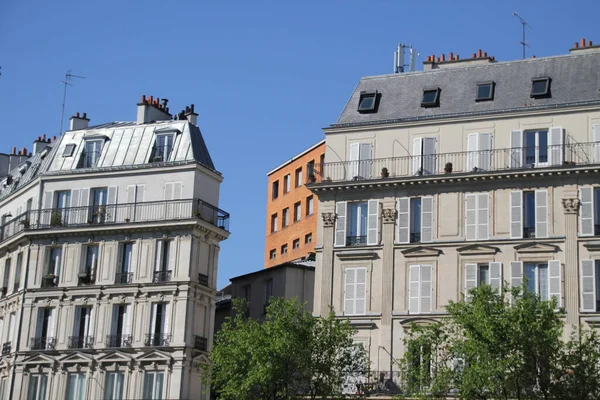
[410,232,422,243]
[523,227,536,238]
[346,235,367,247]
[145,333,172,347]
[115,272,133,284]
[194,335,208,352]
[41,275,58,288]
[0,287,6,298]
[79,150,101,168]
[68,336,94,349]
[2,342,10,355]
[308,142,600,185]
[342,370,403,396]
[106,334,133,348]
[153,270,172,283]
[77,272,95,286]
[0,198,230,244]
[30,337,56,351]
[198,273,209,287]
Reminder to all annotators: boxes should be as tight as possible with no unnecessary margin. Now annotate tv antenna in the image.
[394,43,417,73]
[513,12,531,59]
[59,71,86,135]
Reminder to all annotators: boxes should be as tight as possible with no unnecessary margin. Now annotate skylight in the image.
[476,82,495,101]
[63,144,76,157]
[421,88,440,108]
[357,91,378,113]
[531,77,551,98]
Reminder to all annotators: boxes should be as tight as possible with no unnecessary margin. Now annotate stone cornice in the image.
[401,246,443,258]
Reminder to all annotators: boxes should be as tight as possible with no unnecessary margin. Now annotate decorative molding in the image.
[336,249,379,261]
[399,316,441,327]
[322,212,336,227]
[514,242,560,254]
[401,246,443,258]
[348,320,376,329]
[562,198,580,214]
[456,244,499,256]
[583,241,600,251]
[382,208,397,224]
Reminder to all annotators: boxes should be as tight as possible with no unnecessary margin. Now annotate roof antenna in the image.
[394,43,418,73]
[59,71,86,135]
[513,12,531,59]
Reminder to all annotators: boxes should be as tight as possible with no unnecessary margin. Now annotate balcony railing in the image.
[342,370,403,396]
[198,273,209,287]
[346,235,367,247]
[41,275,58,288]
[115,272,133,284]
[194,335,208,352]
[308,142,600,185]
[149,145,173,163]
[410,232,421,243]
[145,333,172,347]
[77,272,95,286]
[0,198,230,243]
[0,287,6,298]
[2,342,10,355]
[153,270,172,283]
[106,334,133,348]
[523,227,536,238]
[68,336,94,349]
[30,337,56,351]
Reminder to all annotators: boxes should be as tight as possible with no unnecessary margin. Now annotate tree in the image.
[203,298,368,400]
[399,284,600,400]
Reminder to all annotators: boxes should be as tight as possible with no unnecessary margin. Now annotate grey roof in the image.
[0,145,57,201]
[334,51,600,127]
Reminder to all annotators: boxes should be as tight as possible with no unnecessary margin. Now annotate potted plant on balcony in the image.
[444,162,453,174]
[381,167,389,178]
[50,212,62,227]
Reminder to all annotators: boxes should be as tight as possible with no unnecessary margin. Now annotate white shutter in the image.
[510,261,523,303]
[465,194,477,241]
[398,198,410,244]
[164,182,174,201]
[150,303,158,333]
[367,200,379,245]
[594,125,600,163]
[478,193,489,240]
[548,260,562,308]
[510,129,523,168]
[467,133,478,171]
[489,262,503,292]
[107,186,118,205]
[580,186,594,236]
[173,182,182,200]
[107,186,118,222]
[548,127,564,166]
[43,191,53,209]
[167,241,176,271]
[420,265,432,313]
[344,269,356,315]
[47,308,55,338]
[334,202,347,247]
[421,196,433,243]
[581,260,596,312]
[7,313,14,343]
[162,303,168,334]
[412,138,423,175]
[358,143,372,179]
[510,191,523,239]
[478,133,492,170]
[126,185,136,203]
[136,185,145,202]
[348,143,360,179]
[79,188,90,207]
[70,189,80,208]
[535,190,548,238]
[409,265,420,314]
[464,263,477,298]
[355,268,367,315]
[422,138,436,175]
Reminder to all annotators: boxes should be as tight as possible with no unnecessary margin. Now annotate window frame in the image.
[105,372,125,400]
[282,208,290,227]
[421,88,441,108]
[269,249,276,260]
[292,238,300,249]
[295,167,302,188]
[305,233,312,244]
[63,144,76,157]
[152,133,175,162]
[281,244,288,255]
[306,195,314,215]
[294,202,302,222]
[347,202,368,246]
[357,91,379,113]
[271,213,278,233]
[66,372,87,400]
[475,81,495,102]
[82,139,104,168]
[272,180,279,200]
[530,77,551,98]
[283,174,291,193]
[28,374,48,400]
[143,371,165,400]
[524,262,550,300]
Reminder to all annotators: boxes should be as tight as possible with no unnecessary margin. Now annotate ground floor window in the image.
[105,372,124,400]
[143,371,164,400]
[66,373,86,400]
[525,263,549,300]
[27,374,48,400]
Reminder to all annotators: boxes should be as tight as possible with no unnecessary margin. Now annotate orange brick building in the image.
[265,140,325,268]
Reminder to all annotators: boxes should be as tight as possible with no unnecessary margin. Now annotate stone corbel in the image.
[322,212,336,227]
[382,208,397,224]
[562,198,580,214]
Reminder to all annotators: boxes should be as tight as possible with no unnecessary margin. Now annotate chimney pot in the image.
[82,112,87,119]
[456,54,460,60]
[477,49,482,58]
[484,52,488,57]
[76,112,80,118]
[149,95,154,104]
[11,147,16,155]
[589,40,593,47]
[141,95,146,103]
[42,134,46,141]
[441,54,445,62]
[581,38,586,47]
[531,55,536,58]
[472,53,476,58]
[575,42,579,48]
[52,136,56,141]
[449,52,454,60]
[37,136,41,141]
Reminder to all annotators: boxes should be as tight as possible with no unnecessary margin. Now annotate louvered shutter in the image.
[467,134,478,171]
[478,193,489,240]
[70,189,80,208]
[535,190,548,238]
[358,143,372,179]
[107,186,118,222]
[412,138,423,175]
[465,194,477,241]
[167,241,176,271]
[80,188,90,206]
[510,261,523,303]
[548,127,564,166]
[43,191,53,209]
[164,183,174,201]
[478,133,492,170]
[47,308,55,340]
[162,303,169,334]
[367,200,379,245]
[349,143,360,179]
[173,182,182,200]
[548,260,562,308]
[398,198,410,243]
[422,138,436,175]
[510,191,523,239]
[355,268,367,315]
[581,260,596,312]
[593,125,600,163]
[510,129,523,168]
[7,314,14,343]
[123,305,131,335]
[344,269,356,315]
[580,186,594,236]
[420,265,432,313]
[136,185,145,202]
[150,303,157,333]
[489,262,503,292]
[334,202,347,247]
[421,196,433,243]
[465,263,477,298]
[409,265,420,314]
[126,185,136,203]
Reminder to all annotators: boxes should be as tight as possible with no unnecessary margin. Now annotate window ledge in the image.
[336,249,379,260]
[348,320,377,329]
[583,241,600,251]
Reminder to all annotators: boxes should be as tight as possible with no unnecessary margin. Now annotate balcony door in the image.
[110,304,131,348]
[35,308,55,350]
[72,307,93,348]
[149,303,168,346]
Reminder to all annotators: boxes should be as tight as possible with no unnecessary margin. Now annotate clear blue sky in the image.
[0,1,597,288]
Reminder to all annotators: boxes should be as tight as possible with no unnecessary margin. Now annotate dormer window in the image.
[476,82,495,101]
[357,91,378,113]
[150,134,174,163]
[18,162,30,174]
[421,88,441,108]
[82,140,103,168]
[531,77,551,98]
[63,144,76,157]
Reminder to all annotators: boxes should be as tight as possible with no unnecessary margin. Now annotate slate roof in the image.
[333,51,600,128]
[0,145,57,201]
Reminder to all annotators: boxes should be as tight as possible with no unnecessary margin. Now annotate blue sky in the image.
[0,1,597,288]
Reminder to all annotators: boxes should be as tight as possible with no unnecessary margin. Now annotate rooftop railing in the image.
[307,142,600,185]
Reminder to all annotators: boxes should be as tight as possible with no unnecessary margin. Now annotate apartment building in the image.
[0,96,230,400]
[309,39,600,378]
[265,140,324,268]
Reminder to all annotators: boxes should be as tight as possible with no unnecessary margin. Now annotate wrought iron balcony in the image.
[145,333,172,347]
[0,287,6,298]
[68,336,94,349]
[30,337,56,351]
[115,272,133,284]
[410,232,421,243]
[106,334,133,348]
[307,142,600,185]
[342,370,403,396]
[2,342,10,355]
[0,198,230,243]
[153,270,172,283]
[198,273,209,287]
[346,235,367,247]
[77,272,95,286]
[41,275,58,288]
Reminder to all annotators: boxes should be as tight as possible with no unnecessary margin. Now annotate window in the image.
[347,202,367,246]
[412,137,436,175]
[294,202,302,222]
[66,372,87,400]
[581,260,600,312]
[44,247,62,286]
[465,263,502,296]
[63,143,76,157]
[531,77,551,98]
[295,167,302,187]
[71,307,93,348]
[398,197,433,243]
[27,374,48,400]
[511,128,563,168]
[147,303,168,346]
[105,372,125,400]
[344,268,366,315]
[2,259,9,294]
[407,341,432,391]
[348,142,373,180]
[34,308,55,350]
[306,196,314,215]
[409,264,432,314]
[282,208,289,227]
[79,245,98,285]
[271,213,278,233]
[153,240,172,283]
[13,252,22,292]
[284,174,291,193]
[293,238,300,249]
[525,129,548,166]
[335,200,379,247]
[55,190,71,210]
[272,180,279,200]
[82,140,103,168]
[580,186,600,236]
[476,82,495,101]
[510,261,561,305]
[117,243,133,284]
[357,91,378,113]
[281,244,288,255]
[467,133,492,171]
[510,190,548,239]
[525,263,550,300]
[151,134,174,162]
[109,304,132,348]
[305,233,312,244]
[4,313,14,355]
[307,161,315,181]
[465,193,489,241]
[421,88,440,107]
[143,371,164,400]
[269,249,276,260]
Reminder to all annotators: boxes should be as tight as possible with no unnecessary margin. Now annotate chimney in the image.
[570,37,600,54]
[69,112,90,131]
[32,134,50,155]
[423,49,495,70]
[184,104,198,126]
[137,95,172,124]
